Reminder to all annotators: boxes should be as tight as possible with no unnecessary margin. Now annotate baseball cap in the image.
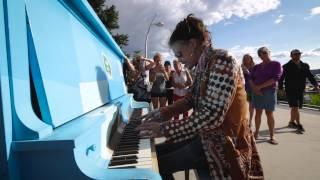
[164,61,171,66]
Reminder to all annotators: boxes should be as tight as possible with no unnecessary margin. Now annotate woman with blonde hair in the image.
[149,53,169,109]
[242,54,255,127]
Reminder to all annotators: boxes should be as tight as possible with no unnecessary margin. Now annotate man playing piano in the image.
[137,14,264,180]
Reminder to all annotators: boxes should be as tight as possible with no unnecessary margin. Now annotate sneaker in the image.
[297,124,305,132]
[288,121,298,128]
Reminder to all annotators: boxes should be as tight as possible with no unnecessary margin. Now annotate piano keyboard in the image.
[108,107,158,171]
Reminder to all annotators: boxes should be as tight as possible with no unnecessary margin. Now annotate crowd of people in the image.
[123,14,319,180]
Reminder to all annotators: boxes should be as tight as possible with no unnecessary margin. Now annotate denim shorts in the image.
[252,89,277,111]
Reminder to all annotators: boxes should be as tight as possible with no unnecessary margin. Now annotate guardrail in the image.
[278,100,320,111]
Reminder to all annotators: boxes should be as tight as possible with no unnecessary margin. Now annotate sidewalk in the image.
[173,105,320,179]
[256,105,320,180]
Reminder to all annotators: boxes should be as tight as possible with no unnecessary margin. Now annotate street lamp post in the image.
[144,14,164,58]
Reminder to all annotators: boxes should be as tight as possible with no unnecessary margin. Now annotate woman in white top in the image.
[172,60,193,120]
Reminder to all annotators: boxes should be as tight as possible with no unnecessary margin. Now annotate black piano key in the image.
[109,159,137,166]
[112,155,137,161]
[117,141,140,146]
[113,150,138,156]
[116,145,139,150]
[110,166,136,169]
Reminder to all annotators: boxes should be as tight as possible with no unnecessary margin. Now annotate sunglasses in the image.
[292,53,301,55]
[173,50,183,58]
[171,41,187,58]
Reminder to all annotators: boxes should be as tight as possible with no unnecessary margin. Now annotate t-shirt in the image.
[250,61,282,92]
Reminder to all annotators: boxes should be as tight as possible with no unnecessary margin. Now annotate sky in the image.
[106,0,320,69]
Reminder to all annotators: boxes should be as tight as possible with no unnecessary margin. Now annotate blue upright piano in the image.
[0,0,160,179]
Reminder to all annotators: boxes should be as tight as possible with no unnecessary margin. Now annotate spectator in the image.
[249,47,282,145]
[241,54,255,127]
[279,49,319,132]
[149,53,169,109]
[172,60,192,120]
[164,61,175,106]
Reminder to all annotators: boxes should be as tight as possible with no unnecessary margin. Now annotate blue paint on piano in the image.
[0,0,160,179]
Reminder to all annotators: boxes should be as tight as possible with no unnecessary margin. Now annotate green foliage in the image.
[88,0,129,49]
[310,94,320,106]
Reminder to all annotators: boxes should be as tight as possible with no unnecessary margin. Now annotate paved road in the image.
[173,105,320,180]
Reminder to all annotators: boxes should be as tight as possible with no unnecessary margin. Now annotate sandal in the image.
[269,138,278,145]
[254,132,259,140]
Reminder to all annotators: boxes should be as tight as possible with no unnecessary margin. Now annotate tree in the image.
[88,0,128,49]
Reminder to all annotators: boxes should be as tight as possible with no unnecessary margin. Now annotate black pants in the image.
[286,91,304,108]
[156,136,210,180]
[166,89,174,105]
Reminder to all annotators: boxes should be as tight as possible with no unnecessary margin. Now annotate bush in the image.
[310,94,320,106]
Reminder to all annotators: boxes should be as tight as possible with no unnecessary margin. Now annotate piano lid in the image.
[25,0,128,127]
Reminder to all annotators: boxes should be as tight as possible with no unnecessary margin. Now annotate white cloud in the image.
[105,0,281,59]
[311,6,320,16]
[227,45,320,67]
[274,14,284,24]
[305,6,320,20]
[302,48,320,58]
[228,44,269,64]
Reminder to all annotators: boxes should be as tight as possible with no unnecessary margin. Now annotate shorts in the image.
[286,92,303,108]
[151,92,167,98]
[252,89,277,111]
[246,90,253,102]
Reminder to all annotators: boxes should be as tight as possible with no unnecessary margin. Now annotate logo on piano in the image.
[102,53,112,78]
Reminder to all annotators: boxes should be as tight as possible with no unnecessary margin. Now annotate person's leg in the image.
[249,102,254,127]
[152,97,159,109]
[159,96,167,108]
[254,109,263,139]
[296,93,305,131]
[156,136,209,179]
[287,92,299,127]
[167,89,174,105]
[265,110,278,144]
[173,94,181,120]
[291,107,299,123]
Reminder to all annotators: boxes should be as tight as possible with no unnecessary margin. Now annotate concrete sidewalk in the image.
[256,105,320,180]
[173,105,320,180]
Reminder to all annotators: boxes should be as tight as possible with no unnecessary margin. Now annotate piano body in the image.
[0,0,161,179]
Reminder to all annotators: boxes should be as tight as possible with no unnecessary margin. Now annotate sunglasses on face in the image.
[292,53,301,56]
[171,41,186,58]
[174,50,183,58]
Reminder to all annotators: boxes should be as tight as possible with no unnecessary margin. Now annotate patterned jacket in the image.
[160,47,264,179]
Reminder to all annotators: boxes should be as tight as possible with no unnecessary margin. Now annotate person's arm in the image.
[185,70,193,87]
[124,57,136,72]
[305,64,318,90]
[278,66,285,90]
[143,58,155,70]
[161,52,239,143]
[160,92,194,120]
[256,62,282,90]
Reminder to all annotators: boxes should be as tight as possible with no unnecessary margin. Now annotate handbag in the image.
[128,76,151,103]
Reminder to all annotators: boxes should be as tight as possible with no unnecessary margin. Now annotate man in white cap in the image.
[279,49,319,132]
